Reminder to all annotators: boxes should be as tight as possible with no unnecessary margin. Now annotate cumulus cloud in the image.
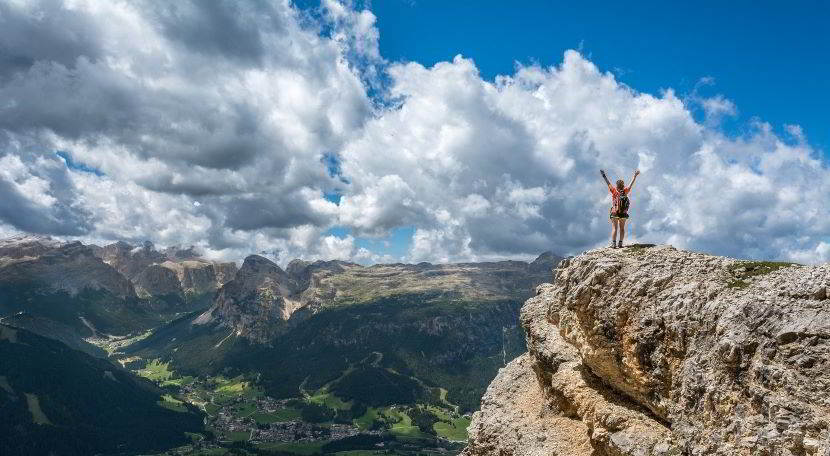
[700,95,738,124]
[0,0,827,265]
[0,0,374,262]
[0,136,92,235]
[339,51,830,264]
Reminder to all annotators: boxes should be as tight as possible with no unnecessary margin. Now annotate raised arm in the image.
[600,169,612,190]
[628,169,641,191]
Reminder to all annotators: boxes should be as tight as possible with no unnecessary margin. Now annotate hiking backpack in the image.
[615,191,630,215]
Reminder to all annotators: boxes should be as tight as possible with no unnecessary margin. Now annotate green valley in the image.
[0,236,559,455]
[0,324,204,456]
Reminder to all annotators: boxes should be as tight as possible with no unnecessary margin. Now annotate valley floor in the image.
[97,333,469,456]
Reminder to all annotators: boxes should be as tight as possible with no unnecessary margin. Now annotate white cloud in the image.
[701,95,738,123]
[338,174,419,235]
[0,0,376,261]
[0,155,56,207]
[338,51,830,264]
[785,242,830,265]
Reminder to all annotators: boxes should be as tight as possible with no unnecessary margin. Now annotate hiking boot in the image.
[610,241,617,249]
[618,241,624,248]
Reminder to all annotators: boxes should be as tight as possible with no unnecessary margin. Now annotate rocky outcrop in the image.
[199,255,302,342]
[213,261,239,287]
[134,264,184,301]
[464,245,830,456]
[528,250,558,274]
[0,239,136,299]
[94,241,237,301]
[0,235,64,262]
[95,241,167,280]
[0,236,242,339]
[160,260,218,295]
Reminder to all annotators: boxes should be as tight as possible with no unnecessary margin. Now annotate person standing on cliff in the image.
[600,169,640,248]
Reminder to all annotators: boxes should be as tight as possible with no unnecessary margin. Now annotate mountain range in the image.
[0,234,559,455]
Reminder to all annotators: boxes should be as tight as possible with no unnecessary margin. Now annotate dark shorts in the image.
[610,213,629,220]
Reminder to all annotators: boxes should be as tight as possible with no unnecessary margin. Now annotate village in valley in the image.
[130,358,468,455]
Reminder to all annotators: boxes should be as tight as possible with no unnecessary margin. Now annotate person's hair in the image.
[616,179,625,191]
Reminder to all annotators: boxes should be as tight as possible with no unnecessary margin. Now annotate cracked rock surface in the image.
[463,245,830,456]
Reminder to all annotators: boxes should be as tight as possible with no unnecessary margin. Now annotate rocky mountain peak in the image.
[201,255,302,342]
[0,239,136,299]
[230,255,298,297]
[528,250,558,273]
[0,235,64,260]
[92,240,237,299]
[286,258,310,276]
[111,240,132,250]
[240,254,281,273]
[463,245,830,456]
[96,240,167,279]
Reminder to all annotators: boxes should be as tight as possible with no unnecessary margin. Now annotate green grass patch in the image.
[624,244,656,255]
[214,376,247,394]
[211,393,237,406]
[426,405,451,421]
[433,415,470,441]
[353,406,380,430]
[92,329,154,355]
[383,408,426,438]
[727,279,750,289]
[204,402,220,416]
[184,431,204,442]
[158,394,189,413]
[726,261,799,289]
[233,401,258,418]
[161,375,195,388]
[209,375,263,404]
[137,358,174,382]
[25,393,52,425]
[252,408,301,424]
[225,430,250,442]
[308,390,352,411]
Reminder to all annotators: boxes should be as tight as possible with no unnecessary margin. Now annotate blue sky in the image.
[367,0,828,153]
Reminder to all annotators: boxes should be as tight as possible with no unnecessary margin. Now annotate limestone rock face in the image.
[160,260,217,295]
[0,235,63,261]
[94,241,238,300]
[134,264,184,301]
[0,238,136,299]
[202,255,301,342]
[213,261,239,287]
[95,241,166,280]
[464,352,595,456]
[464,245,830,456]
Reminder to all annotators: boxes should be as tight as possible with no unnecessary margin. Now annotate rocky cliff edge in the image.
[463,245,830,456]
